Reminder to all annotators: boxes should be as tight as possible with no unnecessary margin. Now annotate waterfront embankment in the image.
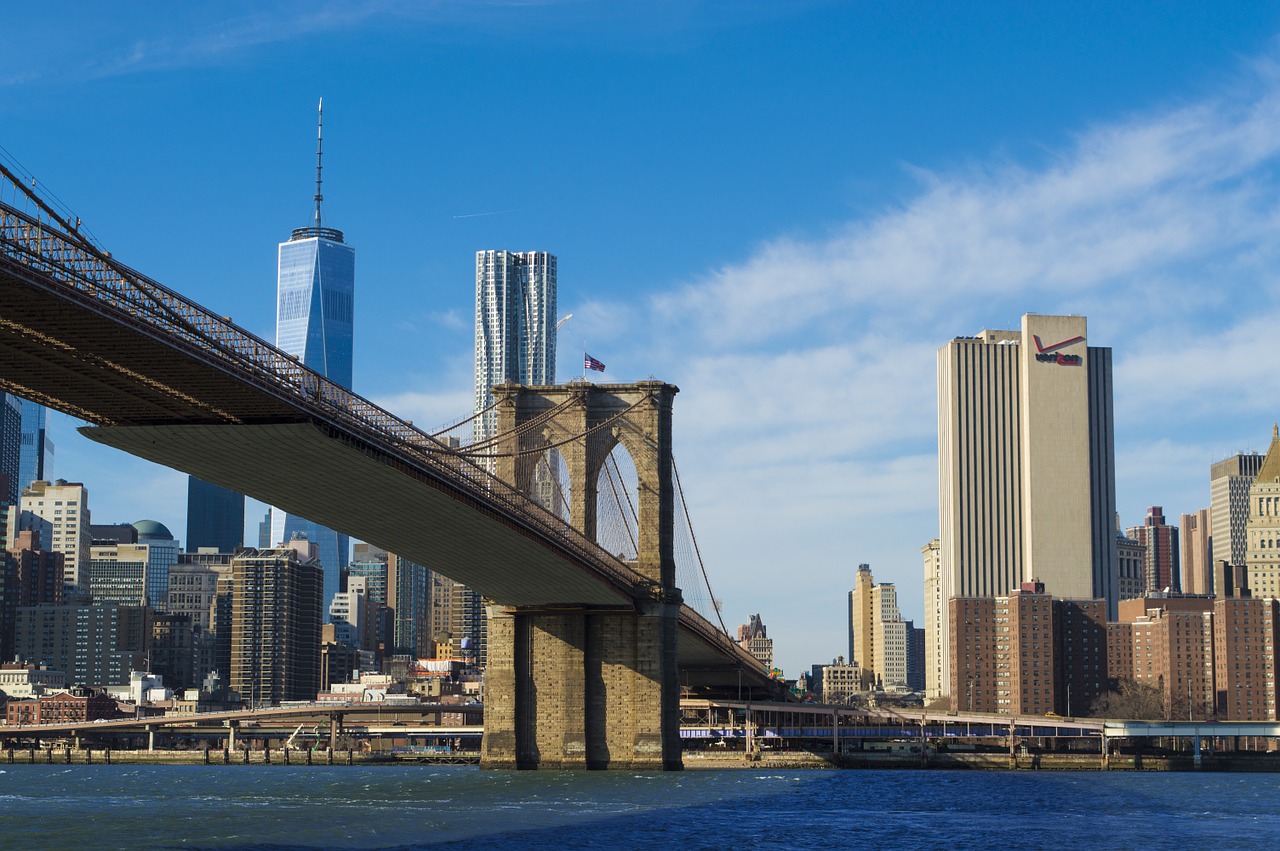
[0,746,473,766]
[685,750,1280,772]
[6,745,1280,771]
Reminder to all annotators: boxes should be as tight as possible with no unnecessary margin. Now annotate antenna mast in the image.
[313,98,324,228]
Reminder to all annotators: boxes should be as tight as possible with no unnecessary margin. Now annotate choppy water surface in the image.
[2,765,1278,849]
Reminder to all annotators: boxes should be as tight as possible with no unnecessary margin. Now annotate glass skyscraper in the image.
[17,399,53,497]
[0,393,22,504]
[269,102,355,614]
[473,250,557,439]
[186,476,245,554]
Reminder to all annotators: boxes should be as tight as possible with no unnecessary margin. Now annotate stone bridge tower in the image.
[480,380,682,770]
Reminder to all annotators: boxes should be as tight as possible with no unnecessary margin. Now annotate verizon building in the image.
[934,314,1118,698]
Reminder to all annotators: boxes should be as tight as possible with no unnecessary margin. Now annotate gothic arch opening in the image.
[595,442,639,562]
[530,447,571,524]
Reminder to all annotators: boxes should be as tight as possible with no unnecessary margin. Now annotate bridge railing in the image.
[0,194,654,600]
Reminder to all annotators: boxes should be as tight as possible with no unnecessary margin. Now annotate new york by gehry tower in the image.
[473,250,557,439]
[269,99,355,611]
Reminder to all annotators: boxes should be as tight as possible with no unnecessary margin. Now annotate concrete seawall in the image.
[685,750,1280,772]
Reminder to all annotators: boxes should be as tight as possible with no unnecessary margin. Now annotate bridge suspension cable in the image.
[0,170,654,594]
[673,457,733,639]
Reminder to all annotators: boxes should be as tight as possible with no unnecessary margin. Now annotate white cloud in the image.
[370,388,475,434]
[620,60,1280,671]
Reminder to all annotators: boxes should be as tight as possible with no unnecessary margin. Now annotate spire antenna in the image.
[313,98,324,228]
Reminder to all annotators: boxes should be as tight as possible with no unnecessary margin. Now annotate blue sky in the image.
[5,1,1280,674]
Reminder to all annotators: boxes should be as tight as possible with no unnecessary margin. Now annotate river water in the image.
[2,764,1278,848]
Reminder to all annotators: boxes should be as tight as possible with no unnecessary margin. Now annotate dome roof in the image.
[132,519,174,540]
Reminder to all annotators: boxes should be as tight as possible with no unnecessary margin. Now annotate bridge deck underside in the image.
[0,260,775,689]
[84,422,632,608]
[0,265,301,424]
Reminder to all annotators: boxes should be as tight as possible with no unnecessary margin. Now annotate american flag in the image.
[584,354,606,372]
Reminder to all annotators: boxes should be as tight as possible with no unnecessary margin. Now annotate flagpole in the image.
[583,339,587,380]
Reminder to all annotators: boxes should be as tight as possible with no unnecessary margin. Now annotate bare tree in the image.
[1087,679,1165,720]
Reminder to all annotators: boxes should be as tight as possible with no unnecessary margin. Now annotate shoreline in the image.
[6,746,1280,772]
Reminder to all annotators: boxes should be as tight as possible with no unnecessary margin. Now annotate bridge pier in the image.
[480,381,683,771]
[482,603,681,771]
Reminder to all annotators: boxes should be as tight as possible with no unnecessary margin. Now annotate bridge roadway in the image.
[681,700,1280,744]
[0,184,770,695]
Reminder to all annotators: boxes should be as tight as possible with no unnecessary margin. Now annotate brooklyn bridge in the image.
[0,161,781,771]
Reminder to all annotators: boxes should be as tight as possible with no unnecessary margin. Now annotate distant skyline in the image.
[5,2,1280,674]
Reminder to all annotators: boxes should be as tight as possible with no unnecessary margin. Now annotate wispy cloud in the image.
[1,0,803,88]
[576,56,1280,653]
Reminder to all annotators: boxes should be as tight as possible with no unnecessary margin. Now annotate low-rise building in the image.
[0,662,66,699]
[5,687,117,725]
[819,657,862,704]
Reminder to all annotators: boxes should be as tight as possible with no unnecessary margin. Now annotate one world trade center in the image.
[270,99,354,612]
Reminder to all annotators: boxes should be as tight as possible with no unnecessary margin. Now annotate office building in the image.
[905,621,926,692]
[167,551,232,633]
[736,613,774,670]
[329,575,377,652]
[1245,425,1280,599]
[0,394,19,505]
[936,314,1117,700]
[17,399,53,497]
[921,539,943,698]
[348,543,390,604]
[820,657,862,704]
[3,530,64,660]
[269,102,354,611]
[1180,508,1212,596]
[186,477,244,554]
[387,552,431,658]
[1116,530,1145,601]
[134,520,179,609]
[848,564,873,683]
[4,531,63,607]
[230,542,323,705]
[88,543,151,607]
[10,480,90,591]
[1211,451,1264,588]
[168,551,232,684]
[13,604,150,687]
[849,564,911,689]
[1128,507,1180,594]
[151,612,196,691]
[0,661,66,699]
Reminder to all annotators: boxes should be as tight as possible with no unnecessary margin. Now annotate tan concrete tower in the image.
[1018,314,1094,598]
[1246,426,1280,599]
[936,314,1116,702]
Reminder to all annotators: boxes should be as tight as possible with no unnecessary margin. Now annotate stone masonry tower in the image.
[480,380,682,770]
